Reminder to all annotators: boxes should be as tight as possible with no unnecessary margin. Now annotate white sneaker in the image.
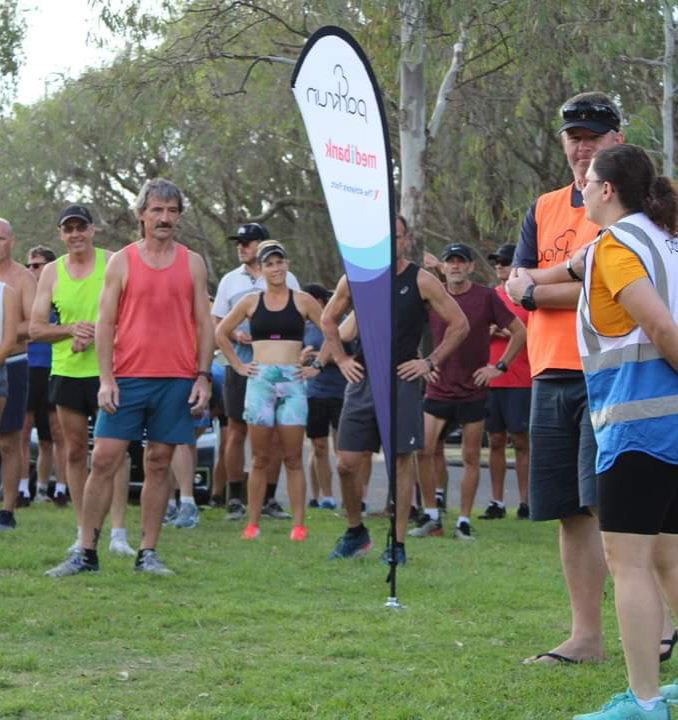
[109,537,136,557]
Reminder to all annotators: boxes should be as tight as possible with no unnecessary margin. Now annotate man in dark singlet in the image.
[322,216,470,565]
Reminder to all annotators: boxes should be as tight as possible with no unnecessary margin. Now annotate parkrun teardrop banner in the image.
[291,26,396,474]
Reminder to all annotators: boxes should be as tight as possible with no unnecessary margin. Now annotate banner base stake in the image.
[384,596,405,610]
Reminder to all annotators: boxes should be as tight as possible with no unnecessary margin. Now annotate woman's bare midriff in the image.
[252,339,303,365]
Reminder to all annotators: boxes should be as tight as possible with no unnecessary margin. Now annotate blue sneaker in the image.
[162,504,179,526]
[327,528,372,560]
[173,503,199,529]
[659,680,678,704]
[319,497,337,510]
[573,691,669,719]
[379,544,406,566]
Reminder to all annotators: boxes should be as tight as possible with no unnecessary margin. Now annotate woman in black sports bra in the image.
[215,241,326,543]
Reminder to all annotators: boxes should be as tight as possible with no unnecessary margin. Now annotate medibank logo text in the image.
[325,139,377,169]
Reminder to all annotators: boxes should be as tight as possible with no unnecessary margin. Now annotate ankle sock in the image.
[424,507,439,521]
[36,482,48,495]
[110,527,127,541]
[180,495,196,507]
[55,482,67,496]
[18,478,29,496]
[491,499,505,508]
[634,695,663,711]
[83,549,98,565]
[457,516,470,527]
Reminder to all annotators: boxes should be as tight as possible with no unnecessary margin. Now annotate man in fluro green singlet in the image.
[30,205,134,558]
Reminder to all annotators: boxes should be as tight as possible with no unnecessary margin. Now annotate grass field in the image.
[0,503,671,719]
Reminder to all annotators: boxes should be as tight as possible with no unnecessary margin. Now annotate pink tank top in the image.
[113,243,197,378]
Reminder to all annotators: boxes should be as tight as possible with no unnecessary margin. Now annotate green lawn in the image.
[0,504,668,719]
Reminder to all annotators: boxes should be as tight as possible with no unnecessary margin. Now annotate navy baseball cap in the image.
[57,204,93,227]
[228,223,270,242]
[441,243,474,262]
[487,244,516,264]
[559,98,621,135]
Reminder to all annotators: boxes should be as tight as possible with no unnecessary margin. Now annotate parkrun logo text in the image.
[306,64,368,123]
[325,140,377,169]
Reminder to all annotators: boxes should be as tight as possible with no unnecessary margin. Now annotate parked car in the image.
[29,422,218,504]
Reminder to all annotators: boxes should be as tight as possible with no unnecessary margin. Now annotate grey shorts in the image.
[528,376,597,521]
[337,375,423,454]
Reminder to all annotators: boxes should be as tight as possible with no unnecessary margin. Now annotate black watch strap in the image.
[495,360,508,373]
[520,284,537,311]
[196,370,213,382]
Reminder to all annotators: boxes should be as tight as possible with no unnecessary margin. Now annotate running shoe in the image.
[408,514,443,537]
[45,550,98,577]
[289,525,308,541]
[109,537,136,557]
[379,544,407,566]
[173,503,200,529]
[16,494,31,508]
[162,504,179,526]
[327,527,372,560]
[573,691,669,719]
[0,510,16,530]
[261,499,291,520]
[319,497,337,510]
[225,499,246,521]
[34,490,51,504]
[478,501,506,520]
[207,495,225,508]
[435,493,446,512]
[453,520,475,540]
[660,679,678,704]
[134,550,175,576]
[308,498,319,508]
[241,524,261,540]
[52,492,69,508]
[517,502,530,520]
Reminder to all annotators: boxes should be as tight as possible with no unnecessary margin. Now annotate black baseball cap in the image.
[487,244,516,264]
[57,204,93,227]
[559,96,621,135]
[228,223,270,243]
[303,282,332,303]
[257,241,287,264]
[441,243,474,262]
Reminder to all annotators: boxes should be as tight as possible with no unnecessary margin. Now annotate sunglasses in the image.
[26,262,46,270]
[561,101,620,129]
[494,260,511,267]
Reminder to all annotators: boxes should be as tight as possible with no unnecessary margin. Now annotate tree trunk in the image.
[662,0,675,177]
[399,0,427,260]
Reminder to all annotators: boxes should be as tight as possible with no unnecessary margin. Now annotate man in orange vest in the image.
[506,92,622,664]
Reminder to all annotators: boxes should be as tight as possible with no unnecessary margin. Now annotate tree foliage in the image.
[0,0,674,289]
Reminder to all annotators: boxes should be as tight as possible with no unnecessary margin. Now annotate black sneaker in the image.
[453,520,475,541]
[478,502,506,520]
[0,509,16,530]
[207,495,225,509]
[435,494,446,512]
[53,493,69,508]
[261,499,291,520]
[16,494,31,508]
[517,503,530,520]
[308,498,319,508]
[409,505,421,523]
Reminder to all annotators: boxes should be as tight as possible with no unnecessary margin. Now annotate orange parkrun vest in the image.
[113,243,197,378]
[529,184,600,377]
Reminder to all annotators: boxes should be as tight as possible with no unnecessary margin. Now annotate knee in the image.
[90,448,120,479]
[283,453,303,472]
[144,447,173,478]
[337,457,358,480]
[251,450,272,471]
[488,433,507,452]
[312,438,329,457]
[65,439,89,465]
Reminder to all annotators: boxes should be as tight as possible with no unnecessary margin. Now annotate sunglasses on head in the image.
[561,101,620,128]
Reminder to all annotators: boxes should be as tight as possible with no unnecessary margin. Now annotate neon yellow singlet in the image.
[51,248,106,378]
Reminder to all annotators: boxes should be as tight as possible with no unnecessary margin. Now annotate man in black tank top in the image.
[320,216,469,565]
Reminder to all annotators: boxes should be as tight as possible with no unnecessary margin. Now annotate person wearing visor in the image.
[212,223,300,522]
[506,92,623,666]
[215,241,324,542]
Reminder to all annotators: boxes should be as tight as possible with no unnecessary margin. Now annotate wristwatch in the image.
[424,357,436,372]
[311,359,324,372]
[495,360,508,373]
[520,284,537,311]
[196,370,213,382]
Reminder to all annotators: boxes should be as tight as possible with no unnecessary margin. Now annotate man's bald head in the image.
[0,219,13,237]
